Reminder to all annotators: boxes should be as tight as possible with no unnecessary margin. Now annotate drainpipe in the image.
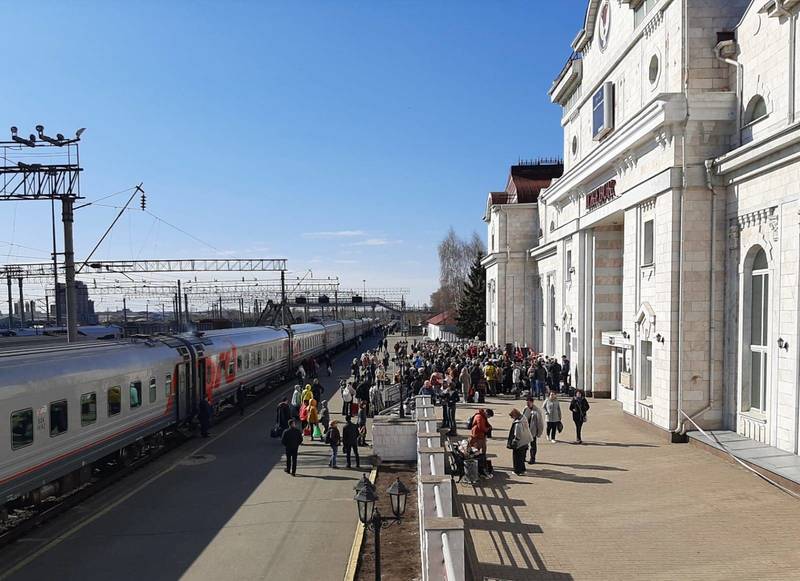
[680,159,718,433]
[714,40,743,145]
[672,0,690,436]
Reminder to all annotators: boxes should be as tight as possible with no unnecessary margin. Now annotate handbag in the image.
[303,426,312,436]
[556,421,563,433]
[270,424,282,438]
[313,424,323,439]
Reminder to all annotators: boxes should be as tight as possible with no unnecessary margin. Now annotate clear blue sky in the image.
[1,0,584,308]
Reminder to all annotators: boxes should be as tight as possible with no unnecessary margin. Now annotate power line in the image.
[142,209,219,251]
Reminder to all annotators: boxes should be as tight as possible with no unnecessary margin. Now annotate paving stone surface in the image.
[450,395,800,581]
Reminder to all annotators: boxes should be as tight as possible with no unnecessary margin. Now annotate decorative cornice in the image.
[735,206,777,230]
[640,197,656,212]
[643,8,664,38]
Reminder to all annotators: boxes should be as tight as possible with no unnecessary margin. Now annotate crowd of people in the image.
[273,329,592,480]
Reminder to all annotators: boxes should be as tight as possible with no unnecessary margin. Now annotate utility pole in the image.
[62,196,78,341]
[280,270,286,326]
[123,297,128,335]
[16,278,24,328]
[6,276,13,331]
[184,293,189,328]
[176,279,183,331]
[51,197,62,326]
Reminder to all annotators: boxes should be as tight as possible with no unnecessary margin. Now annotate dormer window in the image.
[743,95,768,126]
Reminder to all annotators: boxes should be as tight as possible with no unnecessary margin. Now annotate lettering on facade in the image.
[585,179,616,211]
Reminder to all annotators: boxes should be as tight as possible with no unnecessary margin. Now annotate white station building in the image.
[485,0,800,456]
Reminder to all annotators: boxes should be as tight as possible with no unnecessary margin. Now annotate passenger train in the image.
[0,318,377,514]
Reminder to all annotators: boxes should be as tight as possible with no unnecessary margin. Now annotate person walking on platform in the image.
[569,389,590,444]
[290,385,303,419]
[543,391,562,443]
[198,396,212,438]
[357,401,368,446]
[311,378,324,405]
[320,400,330,433]
[301,384,313,405]
[508,408,533,476]
[281,419,303,476]
[522,397,543,464]
[326,420,341,468]
[276,397,291,432]
[340,380,354,416]
[342,415,360,468]
[307,399,321,441]
[460,365,472,403]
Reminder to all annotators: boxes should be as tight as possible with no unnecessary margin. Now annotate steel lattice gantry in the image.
[81,258,287,274]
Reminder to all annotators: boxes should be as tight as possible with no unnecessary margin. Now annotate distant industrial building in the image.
[53,281,98,325]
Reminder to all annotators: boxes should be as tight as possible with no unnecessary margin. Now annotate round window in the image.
[571,136,578,156]
[648,55,660,86]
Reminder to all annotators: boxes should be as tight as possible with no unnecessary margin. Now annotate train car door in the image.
[197,357,207,406]
[177,362,190,422]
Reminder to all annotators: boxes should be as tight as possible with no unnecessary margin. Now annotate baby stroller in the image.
[449,440,493,484]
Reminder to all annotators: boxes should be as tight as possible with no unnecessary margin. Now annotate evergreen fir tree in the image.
[456,252,486,339]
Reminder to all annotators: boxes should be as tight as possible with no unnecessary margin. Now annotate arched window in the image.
[746,247,769,412]
[744,95,768,125]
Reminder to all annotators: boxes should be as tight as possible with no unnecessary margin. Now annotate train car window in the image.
[108,386,121,416]
[228,359,235,375]
[130,381,142,409]
[11,408,34,450]
[245,352,250,370]
[149,378,157,404]
[81,393,97,426]
[257,351,262,366]
[50,400,68,437]
[165,374,172,398]
[237,355,243,371]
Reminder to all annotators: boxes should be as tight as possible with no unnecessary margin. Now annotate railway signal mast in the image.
[0,125,84,341]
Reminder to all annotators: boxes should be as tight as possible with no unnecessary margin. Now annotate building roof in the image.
[426,311,456,326]
[484,160,564,220]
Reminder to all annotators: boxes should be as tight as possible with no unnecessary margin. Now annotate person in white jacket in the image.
[543,391,562,443]
[522,398,544,464]
[508,408,533,475]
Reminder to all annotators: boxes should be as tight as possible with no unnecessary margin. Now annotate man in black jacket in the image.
[311,378,324,404]
[280,419,303,475]
[356,380,371,416]
[342,415,360,468]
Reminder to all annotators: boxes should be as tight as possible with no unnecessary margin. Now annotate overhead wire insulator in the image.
[140,190,146,210]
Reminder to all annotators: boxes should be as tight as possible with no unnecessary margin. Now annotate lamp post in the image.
[354,475,410,581]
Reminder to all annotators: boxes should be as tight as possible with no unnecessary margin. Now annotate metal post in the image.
[280,270,286,326]
[334,289,339,320]
[177,279,183,331]
[372,512,382,581]
[6,275,13,332]
[45,295,50,325]
[17,277,24,328]
[62,197,78,342]
[51,197,62,326]
[184,293,189,327]
[29,300,35,325]
[123,297,128,335]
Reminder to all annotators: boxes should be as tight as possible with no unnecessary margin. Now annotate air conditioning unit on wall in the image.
[593,81,615,140]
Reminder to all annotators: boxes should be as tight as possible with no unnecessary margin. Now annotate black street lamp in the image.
[354,476,410,581]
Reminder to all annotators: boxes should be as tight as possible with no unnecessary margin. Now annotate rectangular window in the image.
[237,355,243,371]
[245,352,251,370]
[130,381,142,409]
[566,249,573,282]
[81,392,97,426]
[149,378,157,404]
[640,341,653,400]
[11,408,34,450]
[750,351,764,411]
[228,359,235,375]
[257,351,262,366]
[108,386,121,416]
[592,83,614,139]
[165,374,172,398]
[643,219,654,265]
[50,400,68,436]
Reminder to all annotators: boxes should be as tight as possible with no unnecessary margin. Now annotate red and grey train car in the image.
[0,318,377,514]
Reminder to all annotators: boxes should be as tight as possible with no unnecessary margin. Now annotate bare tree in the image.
[431,228,485,313]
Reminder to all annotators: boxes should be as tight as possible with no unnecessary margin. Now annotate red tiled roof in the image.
[426,311,456,326]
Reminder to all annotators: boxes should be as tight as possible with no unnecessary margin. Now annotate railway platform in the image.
[0,337,379,581]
